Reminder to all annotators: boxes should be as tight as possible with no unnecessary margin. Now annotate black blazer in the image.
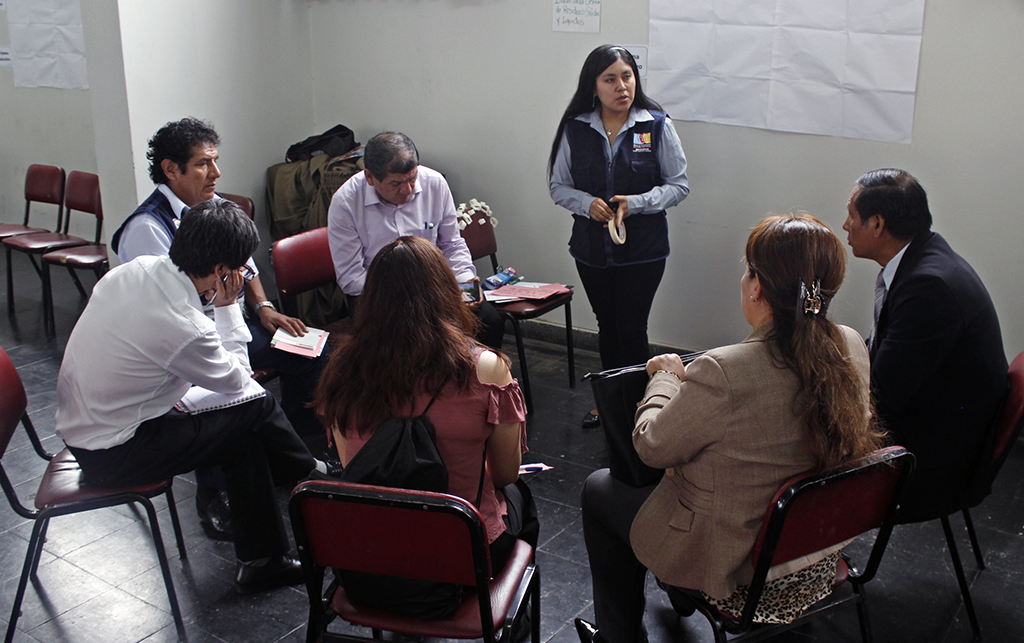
[871,231,1007,521]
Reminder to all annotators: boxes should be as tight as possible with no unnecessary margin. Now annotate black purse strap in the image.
[418,376,488,509]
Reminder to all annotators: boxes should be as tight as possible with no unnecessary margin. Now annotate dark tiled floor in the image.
[2,257,1024,642]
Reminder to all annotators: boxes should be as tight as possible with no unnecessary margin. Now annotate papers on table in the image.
[484,282,571,303]
[176,378,267,415]
[271,327,329,358]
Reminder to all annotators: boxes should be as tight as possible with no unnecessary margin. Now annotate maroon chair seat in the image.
[459,217,575,414]
[289,480,540,643]
[0,346,187,643]
[0,164,64,240]
[672,446,915,643]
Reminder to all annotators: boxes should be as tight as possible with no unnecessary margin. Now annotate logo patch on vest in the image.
[633,132,652,153]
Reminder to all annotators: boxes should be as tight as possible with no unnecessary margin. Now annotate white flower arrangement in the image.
[456,198,498,230]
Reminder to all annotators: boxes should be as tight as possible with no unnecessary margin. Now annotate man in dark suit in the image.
[843,168,1007,522]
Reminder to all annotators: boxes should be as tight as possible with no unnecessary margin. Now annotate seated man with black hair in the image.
[56,200,332,594]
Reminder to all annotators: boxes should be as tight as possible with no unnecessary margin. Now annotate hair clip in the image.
[800,279,823,316]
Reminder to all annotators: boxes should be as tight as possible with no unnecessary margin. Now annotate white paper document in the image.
[648,0,926,144]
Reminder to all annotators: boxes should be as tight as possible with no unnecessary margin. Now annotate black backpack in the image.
[285,124,357,163]
[338,389,449,493]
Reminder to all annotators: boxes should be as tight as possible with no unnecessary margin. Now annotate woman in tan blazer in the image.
[576,213,886,643]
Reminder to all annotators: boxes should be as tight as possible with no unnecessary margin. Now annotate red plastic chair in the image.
[0,164,64,241]
[460,218,575,414]
[0,345,187,643]
[668,446,915,643]
[41,171,108,336]
[289,480,539,643]
[271,226,352,343]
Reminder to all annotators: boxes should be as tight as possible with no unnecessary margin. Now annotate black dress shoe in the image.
[582,411,601,430]
[235,555,305,594]
[195,489,234,542]
[574,618,600,643]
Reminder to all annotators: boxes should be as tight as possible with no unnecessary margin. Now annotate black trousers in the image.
[581,468,658,643]
[576,259,666,370]
[69,395,316,562]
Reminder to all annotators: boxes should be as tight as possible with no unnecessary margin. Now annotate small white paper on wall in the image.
[648,0,925,144]
[553,0,601,34]
[8,0,89,89]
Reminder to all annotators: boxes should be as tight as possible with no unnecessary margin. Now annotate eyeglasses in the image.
[222,264,256,283]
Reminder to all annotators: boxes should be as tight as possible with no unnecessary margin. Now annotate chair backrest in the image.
[271,227,336,315]
[991,350,1024,478]
[219,193,254,220]
[0,346,28,458]
[64,171,103,242]
[459,219,500,274]
[24,164,66,230]
[289,480,491,587]
[739,446,914,626]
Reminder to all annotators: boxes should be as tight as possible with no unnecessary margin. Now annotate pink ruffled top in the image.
[343,348,527,544]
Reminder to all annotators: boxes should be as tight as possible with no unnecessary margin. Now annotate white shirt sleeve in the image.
[117,215,174,263]
[166,302,253,394]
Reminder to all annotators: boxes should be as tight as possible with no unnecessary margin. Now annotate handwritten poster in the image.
[553,0,601,34]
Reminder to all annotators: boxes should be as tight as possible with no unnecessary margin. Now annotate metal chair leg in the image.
[139,496,186,641]
[164,486,188,561]
[42,261,55,337]
[7,519,48,643]
[505,315,533,414]
[940,515,982,639]
[564,301,575,388]
[66,265,87,297]
[962,508,985,570]
[6,246,14,313]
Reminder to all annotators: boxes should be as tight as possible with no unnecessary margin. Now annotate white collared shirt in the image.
[881,242,912,290]
[55,255,254,450]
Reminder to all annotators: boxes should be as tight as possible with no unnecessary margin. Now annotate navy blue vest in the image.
[110,189,180,254]
[566,111,669,267]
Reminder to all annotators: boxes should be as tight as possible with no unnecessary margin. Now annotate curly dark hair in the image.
[147,117,220,185]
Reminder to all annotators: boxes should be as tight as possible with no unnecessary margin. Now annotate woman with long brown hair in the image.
[313,235,536,617]
[575,213,885,643]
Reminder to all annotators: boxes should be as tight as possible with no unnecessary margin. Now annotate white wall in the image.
[0,10,97,240]
[307,0,1024,360]
[114,0,317,286]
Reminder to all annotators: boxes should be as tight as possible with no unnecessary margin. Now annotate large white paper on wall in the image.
[648,0,925,144]
[7,0,88,89]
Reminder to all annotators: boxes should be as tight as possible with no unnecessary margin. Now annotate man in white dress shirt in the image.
[327,131,503,349]
[57,201,324,594]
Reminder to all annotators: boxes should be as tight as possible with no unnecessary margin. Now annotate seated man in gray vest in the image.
[111,117,329,540]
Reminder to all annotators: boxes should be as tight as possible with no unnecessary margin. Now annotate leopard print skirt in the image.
[700,552,840,624]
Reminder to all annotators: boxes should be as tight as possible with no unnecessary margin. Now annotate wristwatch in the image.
[254,300,276,313]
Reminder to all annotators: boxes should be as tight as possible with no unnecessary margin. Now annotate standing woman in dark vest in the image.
[549,44,689,429]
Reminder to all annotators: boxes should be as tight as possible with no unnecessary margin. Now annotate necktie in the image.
[870,270,886,351]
